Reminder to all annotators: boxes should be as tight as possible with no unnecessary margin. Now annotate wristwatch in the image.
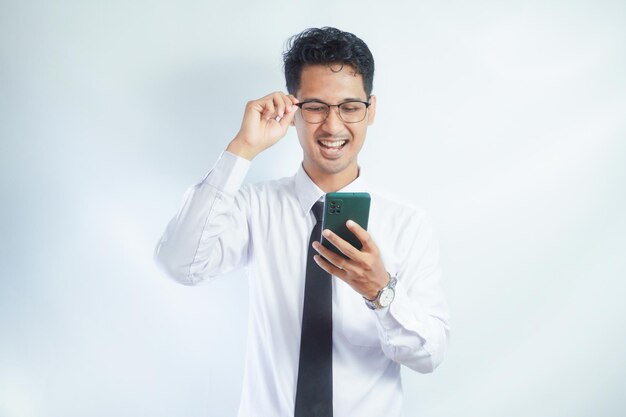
[364,274,397,310]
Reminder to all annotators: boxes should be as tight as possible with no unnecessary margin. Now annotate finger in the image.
[272,93,286,119]
[314,254,347,280]
[278,104,297,130]
[286,95,300,126]
[281,94,293,114]
[312,241,355,272]
[287,94,299,105]
[262,99,276,121]
[321,229,362,261]
[346,220,376,251]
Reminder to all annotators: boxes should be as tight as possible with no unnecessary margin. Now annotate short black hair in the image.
[283,27,375,97]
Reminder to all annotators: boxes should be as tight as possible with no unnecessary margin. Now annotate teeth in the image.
[320,140,346,148]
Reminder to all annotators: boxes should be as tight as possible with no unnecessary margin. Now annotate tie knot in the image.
[311,201,324,223]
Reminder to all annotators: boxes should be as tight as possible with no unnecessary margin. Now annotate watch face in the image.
[379,288,395,307]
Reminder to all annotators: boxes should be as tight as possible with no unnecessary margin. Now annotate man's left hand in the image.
[312,220,388,300]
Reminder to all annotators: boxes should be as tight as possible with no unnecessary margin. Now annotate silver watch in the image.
[364,275,397,310]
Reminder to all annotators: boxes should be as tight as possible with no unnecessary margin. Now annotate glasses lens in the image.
[339,102,367,123]
[301,102,329,123]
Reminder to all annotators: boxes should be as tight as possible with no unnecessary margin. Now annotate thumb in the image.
[278,105,297,130]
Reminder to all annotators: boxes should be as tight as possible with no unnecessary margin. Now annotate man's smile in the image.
[317,137,349,158]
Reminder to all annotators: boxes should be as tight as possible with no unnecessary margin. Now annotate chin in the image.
[315,158,354,176]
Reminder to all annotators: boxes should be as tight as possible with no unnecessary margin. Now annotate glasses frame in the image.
[295,98,372,124]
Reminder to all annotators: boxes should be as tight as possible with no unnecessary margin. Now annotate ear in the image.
[367,95,376,125]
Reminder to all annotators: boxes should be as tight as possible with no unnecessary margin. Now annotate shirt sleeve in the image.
[154,151,252,285]
[373,211,451,373]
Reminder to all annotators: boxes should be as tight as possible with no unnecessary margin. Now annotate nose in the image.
[321,106,344,134]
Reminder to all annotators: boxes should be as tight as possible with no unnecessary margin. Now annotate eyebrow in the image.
[300,97,366,103]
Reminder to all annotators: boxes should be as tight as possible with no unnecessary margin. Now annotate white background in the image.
[1,1,625,416]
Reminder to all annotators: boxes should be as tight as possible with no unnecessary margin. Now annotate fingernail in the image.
[322,229,331,237]
[347,220,355,226]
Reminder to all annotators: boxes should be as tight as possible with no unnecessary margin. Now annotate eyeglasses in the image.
[295,99,371,124]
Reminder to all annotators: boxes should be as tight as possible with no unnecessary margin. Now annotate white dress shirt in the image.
[154,151,450,417]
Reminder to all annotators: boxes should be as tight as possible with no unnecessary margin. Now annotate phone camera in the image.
[328,199,343,214]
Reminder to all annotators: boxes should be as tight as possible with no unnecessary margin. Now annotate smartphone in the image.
[321,192,371,258]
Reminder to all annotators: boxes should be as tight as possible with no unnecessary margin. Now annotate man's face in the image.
[293,64,376,184]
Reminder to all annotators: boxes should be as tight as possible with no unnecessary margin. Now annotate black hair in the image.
[283,27,375,97]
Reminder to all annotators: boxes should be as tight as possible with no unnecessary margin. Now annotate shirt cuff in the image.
[201,151,251,196]
[373,279,430,346]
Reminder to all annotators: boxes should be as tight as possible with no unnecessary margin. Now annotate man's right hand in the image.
[226,92,299,160]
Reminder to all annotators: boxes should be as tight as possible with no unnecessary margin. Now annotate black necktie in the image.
[294,201,333,417]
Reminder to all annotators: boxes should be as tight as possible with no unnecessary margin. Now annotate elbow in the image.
[402,354,437,374]
[153,241,197,286]
[402,349,445,374]
[417,351,444,374]
[397,332,448,374]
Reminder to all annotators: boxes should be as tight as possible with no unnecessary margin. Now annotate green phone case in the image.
[321,192,371,258]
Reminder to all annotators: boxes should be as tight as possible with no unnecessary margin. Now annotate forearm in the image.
[374,278,450,373]
[374,211,450,373]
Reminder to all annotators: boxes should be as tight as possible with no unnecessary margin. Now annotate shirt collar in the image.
[294,164,367,216]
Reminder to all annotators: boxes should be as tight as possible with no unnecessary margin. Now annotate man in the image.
[155,27,449,417]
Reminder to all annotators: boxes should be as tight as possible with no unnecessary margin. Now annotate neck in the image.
[302,162,359,193]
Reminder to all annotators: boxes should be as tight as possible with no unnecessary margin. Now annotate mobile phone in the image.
[321,192,371,258]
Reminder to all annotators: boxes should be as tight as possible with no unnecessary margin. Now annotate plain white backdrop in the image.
[1,1,625,416]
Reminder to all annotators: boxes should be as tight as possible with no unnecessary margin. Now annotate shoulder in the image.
[243,174,295,196]
[365,184,438,252]
[368,186,429,224]
[237,174,297,209]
